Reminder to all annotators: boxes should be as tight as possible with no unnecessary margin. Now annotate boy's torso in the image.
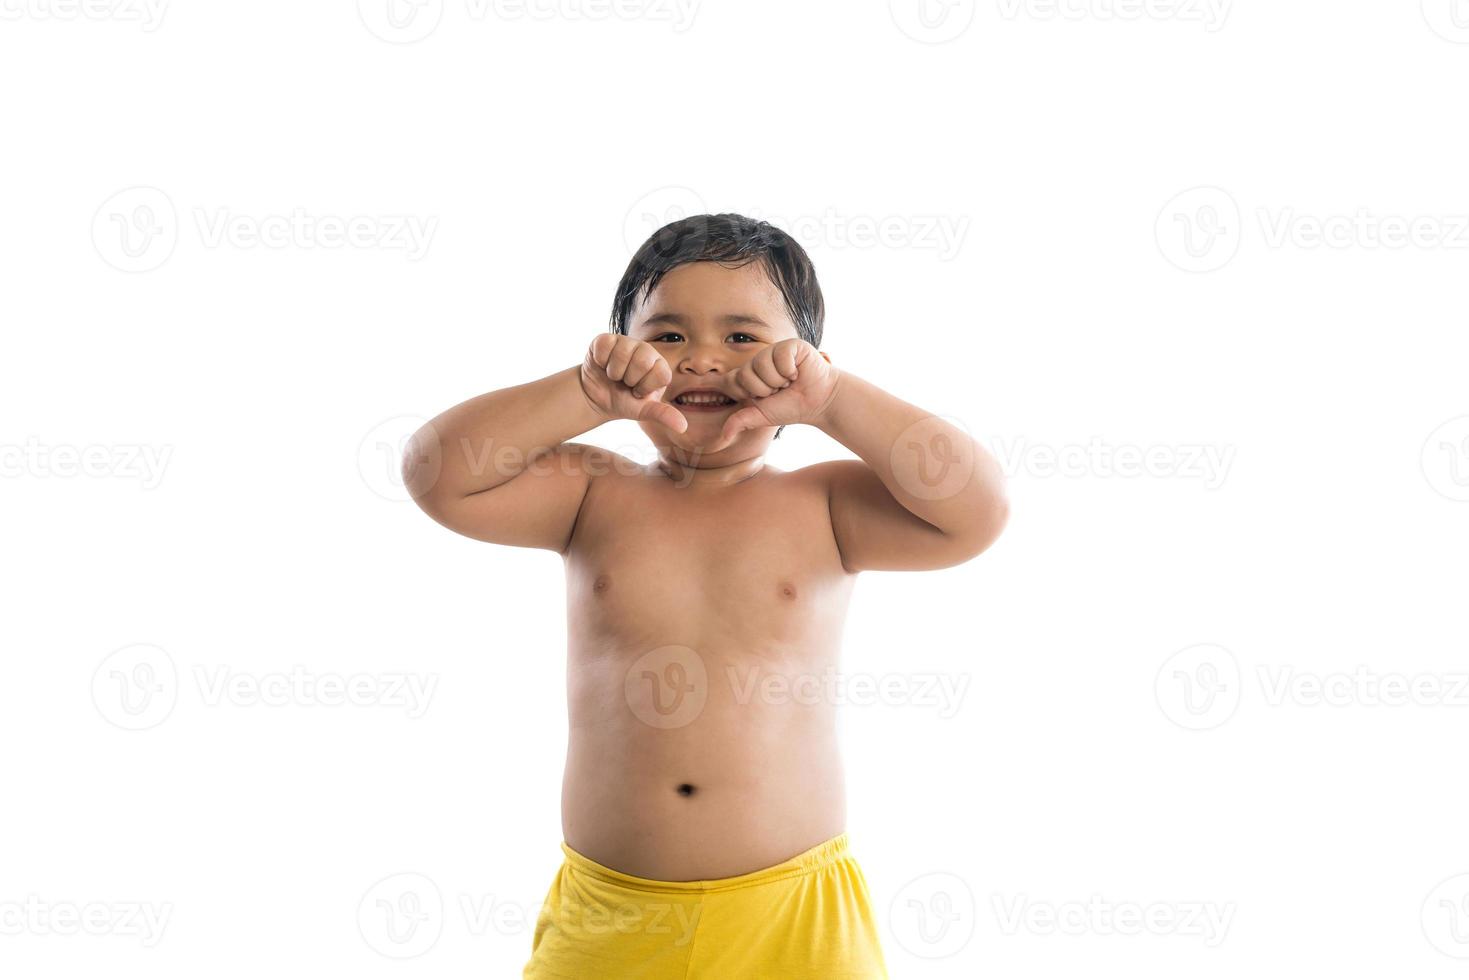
[560,459,856,880]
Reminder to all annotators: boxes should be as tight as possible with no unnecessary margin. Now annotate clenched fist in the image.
[709,338,840,451]
[580,334,688,434]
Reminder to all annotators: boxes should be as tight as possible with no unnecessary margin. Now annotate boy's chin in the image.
[678,428,776,455]
[643,418,761,454]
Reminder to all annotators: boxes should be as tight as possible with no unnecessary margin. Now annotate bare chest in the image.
[564,470,853,651]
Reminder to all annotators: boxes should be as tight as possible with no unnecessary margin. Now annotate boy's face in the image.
[628,260,800,456]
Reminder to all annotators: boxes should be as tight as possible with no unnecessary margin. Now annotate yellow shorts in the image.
[523,833,889,979]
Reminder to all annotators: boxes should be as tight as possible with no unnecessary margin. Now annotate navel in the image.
[676,783,696,797]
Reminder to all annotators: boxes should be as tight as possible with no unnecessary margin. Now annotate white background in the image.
[4,1,1469,977]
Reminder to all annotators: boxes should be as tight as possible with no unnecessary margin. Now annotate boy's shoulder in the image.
[786,458,873,493]
[549,441,645,480]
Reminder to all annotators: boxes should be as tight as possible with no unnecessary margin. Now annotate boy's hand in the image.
[581,334,688,433]
[709,339,839,451]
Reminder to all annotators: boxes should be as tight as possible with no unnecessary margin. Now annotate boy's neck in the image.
[656,451,766,488]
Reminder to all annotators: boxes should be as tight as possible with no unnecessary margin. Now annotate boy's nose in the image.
[678,348,724,374]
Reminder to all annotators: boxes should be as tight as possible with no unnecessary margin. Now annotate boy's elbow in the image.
[951,491,1009,563]
[400,426,446,509]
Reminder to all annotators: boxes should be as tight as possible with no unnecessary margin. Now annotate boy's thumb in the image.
[640,399,688,434]
[713,406,765,450]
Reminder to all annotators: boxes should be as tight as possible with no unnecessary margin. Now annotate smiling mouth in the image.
[673,390,737,410]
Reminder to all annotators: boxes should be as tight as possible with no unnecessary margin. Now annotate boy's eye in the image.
[650,332,684,343]
[728,333,758,344]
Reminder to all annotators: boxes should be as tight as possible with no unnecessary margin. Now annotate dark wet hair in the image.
[610,213,824,440]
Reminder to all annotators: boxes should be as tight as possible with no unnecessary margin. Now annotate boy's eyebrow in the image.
[722,314,770,328]
[640,312,770,329]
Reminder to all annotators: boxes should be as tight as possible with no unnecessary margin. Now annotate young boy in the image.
[403,214,1008,978]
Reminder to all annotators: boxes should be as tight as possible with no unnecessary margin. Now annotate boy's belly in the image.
[560,642,848,881]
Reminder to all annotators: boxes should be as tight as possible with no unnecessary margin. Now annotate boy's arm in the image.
[402,337,685,553]
[814,371,1009,572]
[708,339,1007,573]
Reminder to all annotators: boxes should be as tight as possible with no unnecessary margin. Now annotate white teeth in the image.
[678,393,732,405]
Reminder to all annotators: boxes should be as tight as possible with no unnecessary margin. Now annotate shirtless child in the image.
[403,213,1008,978]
